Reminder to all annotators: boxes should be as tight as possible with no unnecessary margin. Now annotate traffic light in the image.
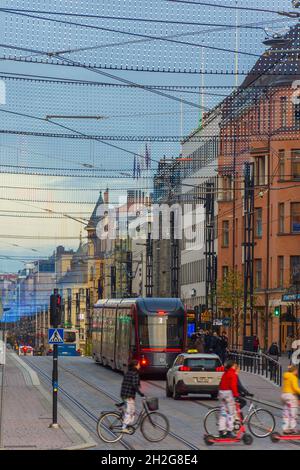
[50,291,62,327]
[274,306,281,318]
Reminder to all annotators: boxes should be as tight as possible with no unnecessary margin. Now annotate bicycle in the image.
[97,397,170,443]
[204,397,275,438]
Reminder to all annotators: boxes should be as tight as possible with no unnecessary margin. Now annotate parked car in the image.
[166,352,224,400]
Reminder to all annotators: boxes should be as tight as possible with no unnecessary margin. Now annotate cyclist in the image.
[120,359,144,433]
[218,359,239,438]
[282,365,300,435]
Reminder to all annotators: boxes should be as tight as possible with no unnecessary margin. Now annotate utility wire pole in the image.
[243,162,255,339]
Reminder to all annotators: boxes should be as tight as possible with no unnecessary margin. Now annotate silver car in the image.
[166,352,224,400]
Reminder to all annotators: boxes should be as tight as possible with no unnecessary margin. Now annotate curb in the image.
[10,354,96,450]
[9,352,40,386]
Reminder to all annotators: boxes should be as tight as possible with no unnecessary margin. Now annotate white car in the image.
[166,352,224,400]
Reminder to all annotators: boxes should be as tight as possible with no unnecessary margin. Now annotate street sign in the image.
[282,293,300,302]
[48,328,64,344]
[213,319,223,326]
[222,318,231,327]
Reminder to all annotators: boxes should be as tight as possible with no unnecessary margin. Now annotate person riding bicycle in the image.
[218,359,239,438]
[120,359,144,433]
[281,365,300,435]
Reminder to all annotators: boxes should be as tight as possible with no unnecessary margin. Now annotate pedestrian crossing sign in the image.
[48,328,64,344]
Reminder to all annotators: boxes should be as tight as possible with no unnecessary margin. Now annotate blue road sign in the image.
[48,328,64,344]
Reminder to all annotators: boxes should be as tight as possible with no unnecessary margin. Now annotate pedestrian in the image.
[195,333,205,353]
[218,360,239,438]
[253,335,260,353]
[281,365,300,435]
[268,342,280,380]
[204,330,212,354]
[120,359,144,433]
[220,332,229,364]
[211,332,222,357]
[286,335,294,362]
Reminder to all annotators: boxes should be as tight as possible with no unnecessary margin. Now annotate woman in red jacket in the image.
[218,360,239,438]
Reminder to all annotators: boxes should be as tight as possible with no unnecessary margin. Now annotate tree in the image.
[217,269,244,348]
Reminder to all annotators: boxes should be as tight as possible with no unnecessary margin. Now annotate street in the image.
[10,354,299,451]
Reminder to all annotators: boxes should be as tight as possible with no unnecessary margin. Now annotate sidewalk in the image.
[239,370,282,406]
[0,353,95,450]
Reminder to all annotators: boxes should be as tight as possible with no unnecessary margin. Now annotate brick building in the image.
[217,24,300,349]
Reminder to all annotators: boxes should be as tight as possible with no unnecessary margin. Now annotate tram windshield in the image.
[138,314,184,349]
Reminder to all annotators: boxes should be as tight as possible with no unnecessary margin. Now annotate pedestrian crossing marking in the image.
[48,328,64,344]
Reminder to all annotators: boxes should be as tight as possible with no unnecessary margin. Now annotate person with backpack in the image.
[120,359,144,433]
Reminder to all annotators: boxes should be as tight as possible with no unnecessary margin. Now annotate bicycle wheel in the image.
[97,412,123,443]
[248,409,275,438]
[203,408,220,438]
[141,412,170,442]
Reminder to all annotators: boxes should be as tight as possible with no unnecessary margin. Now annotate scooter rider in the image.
[282,365,300,435]
[218,360,239,438]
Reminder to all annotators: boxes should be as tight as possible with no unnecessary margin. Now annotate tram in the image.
[92,298,186,375]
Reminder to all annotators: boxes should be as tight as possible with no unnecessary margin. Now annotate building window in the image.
[294,103,300,128]
[222,266,229,281]
[291,150,300,179]
[290,256,300,285]
[255,259,262,289]
[280,97,287,127]
[222,220,230,247]
[255,208,263,238]
[291,203,300,233]
[278,256,284,288]
[254,156,266,186]
[278,150,285,180]
[278,203,285,233]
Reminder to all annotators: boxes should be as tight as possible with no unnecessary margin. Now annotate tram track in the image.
[25,360,135,451]
[28,359,200,451]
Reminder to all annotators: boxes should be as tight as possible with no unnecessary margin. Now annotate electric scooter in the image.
[204,402,253,446]
[271,432,300,443]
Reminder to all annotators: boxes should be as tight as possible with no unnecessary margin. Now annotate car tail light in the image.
[216,366,225,372]
[179,366,191,371]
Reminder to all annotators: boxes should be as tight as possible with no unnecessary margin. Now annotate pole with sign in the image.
[0,303,8,449]
[49,289,62,428]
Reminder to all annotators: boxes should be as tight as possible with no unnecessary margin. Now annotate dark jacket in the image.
[120,369,143,399]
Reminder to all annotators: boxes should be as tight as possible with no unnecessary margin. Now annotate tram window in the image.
[138,315,184,348]
[64,332,76,343]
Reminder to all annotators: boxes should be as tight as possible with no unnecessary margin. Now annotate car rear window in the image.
[184,358,222,371]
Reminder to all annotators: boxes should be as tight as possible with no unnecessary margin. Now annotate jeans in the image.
[123,398,135,427]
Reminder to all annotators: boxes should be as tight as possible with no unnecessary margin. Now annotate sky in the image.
[0,0,295,272]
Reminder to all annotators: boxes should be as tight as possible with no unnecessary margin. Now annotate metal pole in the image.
[52,344,58,427]
[0,321,7,448]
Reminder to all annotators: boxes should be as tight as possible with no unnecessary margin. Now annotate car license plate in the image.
[194,377,210,384]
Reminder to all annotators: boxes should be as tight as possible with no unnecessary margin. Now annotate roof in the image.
[241,23,300,89]
[86,191,104,230]
[94,297,184,311]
